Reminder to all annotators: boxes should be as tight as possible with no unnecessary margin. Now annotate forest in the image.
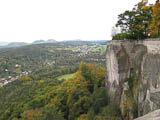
[0,62,122,120]
[0,41,122,120]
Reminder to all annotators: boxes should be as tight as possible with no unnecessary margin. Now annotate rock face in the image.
[106,39,160,119]
[135,109,160,120]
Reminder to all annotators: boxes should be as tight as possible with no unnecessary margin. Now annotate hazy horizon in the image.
[0,0,155,43]
[0,39,108,44]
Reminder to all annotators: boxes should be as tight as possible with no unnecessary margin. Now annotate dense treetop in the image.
[149,0,160,37]
[0,63,122,120]
[112,0,160,40]
[0,41,119,120]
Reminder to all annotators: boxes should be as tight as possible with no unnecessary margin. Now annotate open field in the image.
[56,73,75,80]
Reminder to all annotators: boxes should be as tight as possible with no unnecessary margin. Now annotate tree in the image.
[131,1,152,39]
[32,105,65,120]
[95,104,122,120]
[149,0,160,37]
[114,1,152,40]
[116,10,135,34]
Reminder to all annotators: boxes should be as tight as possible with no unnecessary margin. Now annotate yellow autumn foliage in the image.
[149,0,160,37]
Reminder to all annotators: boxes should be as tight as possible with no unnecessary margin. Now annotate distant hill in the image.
[0,42,10,46]
[46,39,57,43]
[7,42,28,47]
[0,39,56,48]
[33,40,45,44]
[33,39,57,44]
[61,40,107,43]
[62,39,83,42]
[86,40,107,42]
[0,40,107,48]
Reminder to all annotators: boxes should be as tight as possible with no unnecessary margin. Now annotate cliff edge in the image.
[106,39,160,120]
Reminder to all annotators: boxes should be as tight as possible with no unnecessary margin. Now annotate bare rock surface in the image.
[135,109,160,120]
[106,39,160,119]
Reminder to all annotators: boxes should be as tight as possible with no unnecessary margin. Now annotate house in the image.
[1,78,6,81]
[15,64,20,67]
[0,83,4,87]
[8,76,12,79]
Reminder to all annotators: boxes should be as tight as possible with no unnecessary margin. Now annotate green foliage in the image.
[0,41,108,120]
[91,87,108,113]
[27,96,45,109]
[32,105,65,120]
[80,62,106,93]
[95,104,122,120]
[0,63,110,120]
[112,33,132,40]
[113,1,152,40]
[0,36,120,120]
[67,87,92,120]
[122,69,139,119]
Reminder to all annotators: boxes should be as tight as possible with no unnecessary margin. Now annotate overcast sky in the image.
[0,0,155,43]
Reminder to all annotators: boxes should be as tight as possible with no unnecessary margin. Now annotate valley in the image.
[0,41,110,120]
[0,41,106,86]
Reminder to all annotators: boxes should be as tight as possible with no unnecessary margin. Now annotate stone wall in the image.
[106,39,160,119]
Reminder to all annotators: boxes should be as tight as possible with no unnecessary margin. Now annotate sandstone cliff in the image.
[106,39,160,120]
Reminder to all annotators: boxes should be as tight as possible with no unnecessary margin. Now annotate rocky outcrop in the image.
[106,39,160,119]
[135,109,160,120]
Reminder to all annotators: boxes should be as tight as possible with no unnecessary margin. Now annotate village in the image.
[0,43,106,87]
[0,64,32,87]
